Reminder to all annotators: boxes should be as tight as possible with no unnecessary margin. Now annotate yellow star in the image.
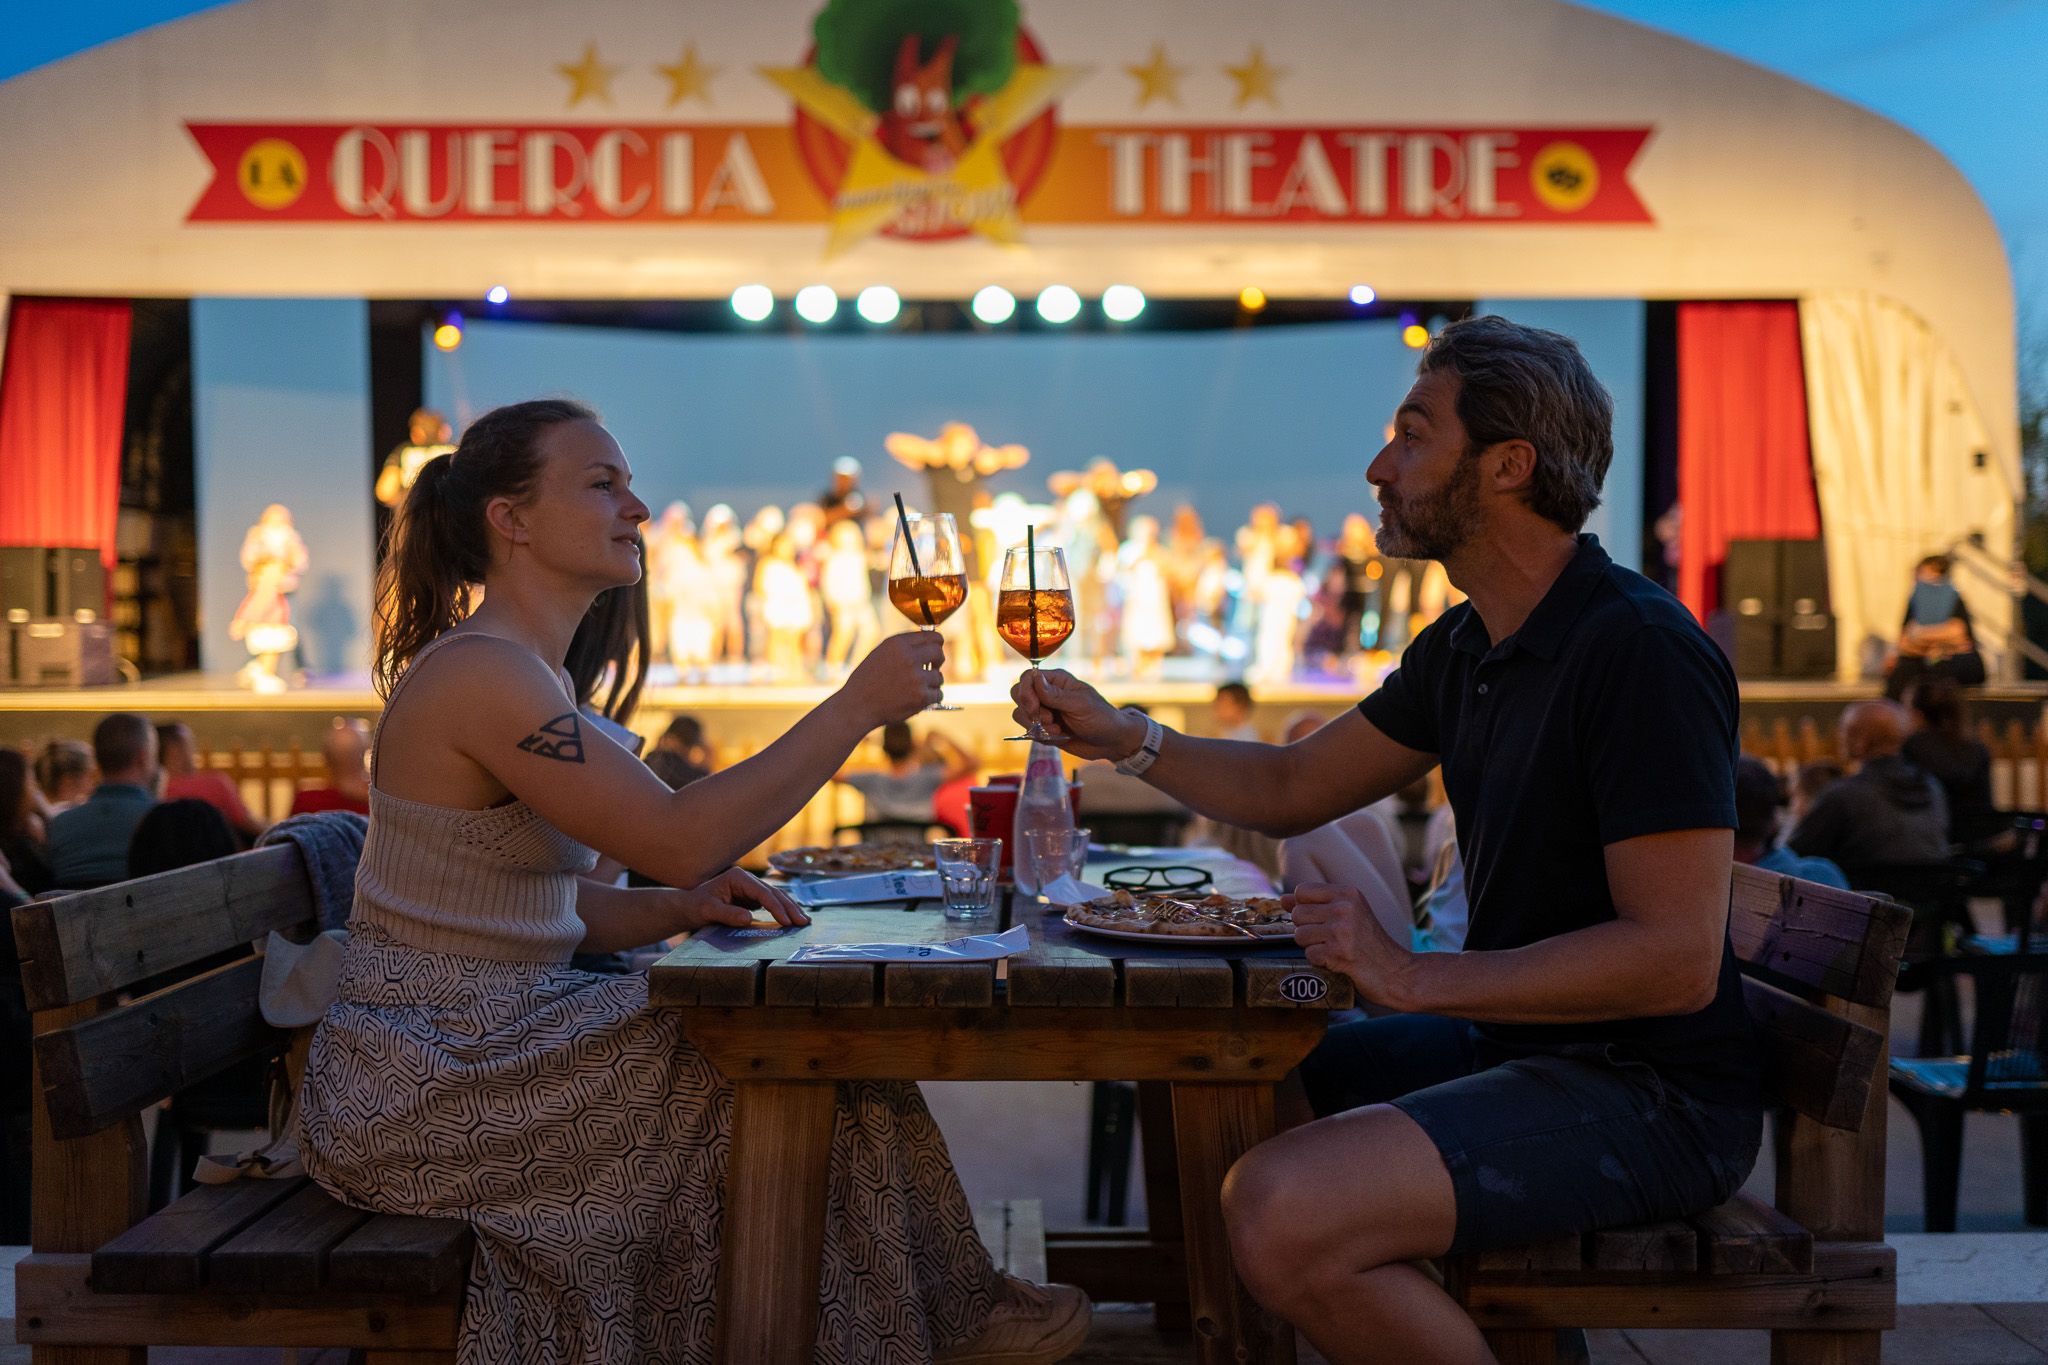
[1125,44,1186,108]
[1223,44,1287,109]
[657,43,721,108]
[557,42,621,108]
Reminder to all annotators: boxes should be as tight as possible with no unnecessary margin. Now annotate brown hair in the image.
[374,398,596,696]
[566,564,650,724]
[1419,314,1614,533]
[93,712,156,778]
[0,748,32,840]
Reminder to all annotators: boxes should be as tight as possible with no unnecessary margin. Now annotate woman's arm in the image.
[432,633,942,887]
[573,866,806,955]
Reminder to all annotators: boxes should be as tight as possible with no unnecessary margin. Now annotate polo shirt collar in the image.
[1450,534,1611,662]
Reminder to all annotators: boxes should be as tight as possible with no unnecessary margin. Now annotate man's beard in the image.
[1374,455,1482,561]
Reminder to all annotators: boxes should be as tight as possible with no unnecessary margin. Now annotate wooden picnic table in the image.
[647,868,1353,1365]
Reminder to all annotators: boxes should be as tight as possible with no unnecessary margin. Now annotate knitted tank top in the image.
[352,632,597,963]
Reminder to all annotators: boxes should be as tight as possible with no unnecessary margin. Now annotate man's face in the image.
[1367,370,1484,561]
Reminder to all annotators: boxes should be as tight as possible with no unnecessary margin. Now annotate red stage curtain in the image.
[0,297,133,579]
[1675,301,1821,622]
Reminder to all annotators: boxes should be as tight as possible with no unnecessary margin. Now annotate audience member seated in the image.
[653,713,715,779]
[1789,759,1844,828]
[1886,553,1986,700]
[1786,700,1949,868]
[158,721,262,841]
[34,738,95,813]
[47,714,161,890]
[129,798,245,878]
[836,722,974,826]
[1212,681,1259,741]
[0,864,28,1242]
[1734,756,1848,888]
[0,747,55,897]
[1902,676,2011,853]
[288,718,373,817]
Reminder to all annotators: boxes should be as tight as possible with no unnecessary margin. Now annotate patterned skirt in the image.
[298,922,1001,1364]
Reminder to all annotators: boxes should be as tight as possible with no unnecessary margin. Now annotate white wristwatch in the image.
[1113,710,1165,777]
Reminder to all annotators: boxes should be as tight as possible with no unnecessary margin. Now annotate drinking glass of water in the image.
[934,837,1002,921]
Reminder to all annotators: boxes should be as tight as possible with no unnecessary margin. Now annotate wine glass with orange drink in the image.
[887,511,969,711]
[997,542,1075,741]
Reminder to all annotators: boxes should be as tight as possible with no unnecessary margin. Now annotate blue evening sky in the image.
[6,2,2044,347]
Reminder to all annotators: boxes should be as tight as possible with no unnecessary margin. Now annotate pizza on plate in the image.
[1064,888,1295,939]
[767,843,936,877]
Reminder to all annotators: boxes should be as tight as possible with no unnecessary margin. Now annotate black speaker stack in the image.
[1717,538,1835,680]
[1,545,116,687]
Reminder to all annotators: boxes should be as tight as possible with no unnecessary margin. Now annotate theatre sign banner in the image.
[184,0,1651,255]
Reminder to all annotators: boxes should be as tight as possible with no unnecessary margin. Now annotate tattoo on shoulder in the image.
[516,713,585,764]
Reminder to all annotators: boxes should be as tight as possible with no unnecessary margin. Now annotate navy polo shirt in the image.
[1359,536,1759,1105]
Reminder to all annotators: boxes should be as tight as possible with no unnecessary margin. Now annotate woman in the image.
[298,400,1087,1364]
[1903,674,2009,853]
[0,748,54,897]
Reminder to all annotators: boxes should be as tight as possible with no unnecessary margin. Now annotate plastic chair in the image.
[1888,950,2048,1231]
[1841,859,1982,1056]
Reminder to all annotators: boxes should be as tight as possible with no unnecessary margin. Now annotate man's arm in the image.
[1012,669,1436,837]
[1293,827,1732,1022]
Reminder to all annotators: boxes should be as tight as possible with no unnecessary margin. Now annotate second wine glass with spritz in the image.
[887,511,969,711]
[997,545,1075,740]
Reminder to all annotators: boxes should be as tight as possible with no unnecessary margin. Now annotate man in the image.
[835,722,974,826]
[1011,315,1760,1362]
[1733,755,1847,888]
[1786,699,1949,868]
[47,714,161,889]
[159,722,262,840]
[1211,681,1258,741]
[287,718,372,817]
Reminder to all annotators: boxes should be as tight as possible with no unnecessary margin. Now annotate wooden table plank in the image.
[1123,958,1235,1008]
[684,1007,1327,1082]
[883,961,996,1007]
[651,906,978,1007]
[1238,958,1355,1010]
[762,961,877,1007]
[716,1080,836,1364]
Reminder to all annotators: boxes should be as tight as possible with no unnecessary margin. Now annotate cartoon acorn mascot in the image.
[812,0,1021,175]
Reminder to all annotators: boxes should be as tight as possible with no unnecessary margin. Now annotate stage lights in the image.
[856,285,901,325]
[1238,286,1267,313]
[1402,323,1430,349]
[730,284,774,322]
[1035,285,1081,324]
[1101,284,1146,323]
[794,285,839,325]
[432,314,463,351]
[971,286,1017,325]
[485,285,509,305]
[1349,284,1376,306]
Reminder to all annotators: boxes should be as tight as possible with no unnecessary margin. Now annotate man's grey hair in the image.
[1418,315,1614,533]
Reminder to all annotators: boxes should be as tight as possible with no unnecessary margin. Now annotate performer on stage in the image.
[230,503,310,693]
[1115,515,1175,680]
[374,408,457,508]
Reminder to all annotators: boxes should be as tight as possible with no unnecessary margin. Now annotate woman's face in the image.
[518,420,651,589]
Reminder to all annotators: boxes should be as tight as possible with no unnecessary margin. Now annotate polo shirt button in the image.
[1478,683,1489,694]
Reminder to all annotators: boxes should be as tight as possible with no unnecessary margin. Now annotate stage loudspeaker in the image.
[3,619,115,688]
[1722,540,1783,621]
[1780,538,1831,617]
[0,548,42,618]
[1780,611,1838,679]
[0,546,104,621]
[1728,614,1780,681]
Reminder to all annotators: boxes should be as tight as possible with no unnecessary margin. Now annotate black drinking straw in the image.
[1026,524,1039,659]
[893,493,933,626]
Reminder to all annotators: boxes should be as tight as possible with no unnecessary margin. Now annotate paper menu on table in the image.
[784,871,944,907]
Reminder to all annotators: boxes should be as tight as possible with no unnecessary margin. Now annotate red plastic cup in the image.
[968,781,1083,877]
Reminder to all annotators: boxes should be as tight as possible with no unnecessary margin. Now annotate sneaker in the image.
[935,1275,1093,1365]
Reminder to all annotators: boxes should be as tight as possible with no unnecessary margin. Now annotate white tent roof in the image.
[0,0,2016,472]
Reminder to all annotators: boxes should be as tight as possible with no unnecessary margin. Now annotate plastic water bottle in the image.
[1012,740,1075,899]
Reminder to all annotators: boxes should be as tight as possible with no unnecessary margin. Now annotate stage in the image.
[3,664,2044,757]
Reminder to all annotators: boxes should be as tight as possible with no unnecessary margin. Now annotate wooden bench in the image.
[1450,864,1911,1364]
[9,843,1047,1362]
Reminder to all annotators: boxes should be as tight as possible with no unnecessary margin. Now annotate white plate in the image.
[1060,912,1295,948]
[767,853,934,879]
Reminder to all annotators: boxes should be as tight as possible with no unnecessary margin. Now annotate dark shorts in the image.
[1297,1014,1763,1257]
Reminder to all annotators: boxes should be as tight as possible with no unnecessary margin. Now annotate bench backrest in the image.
[14,843,319,1141]
[1727,863,1908,1243]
